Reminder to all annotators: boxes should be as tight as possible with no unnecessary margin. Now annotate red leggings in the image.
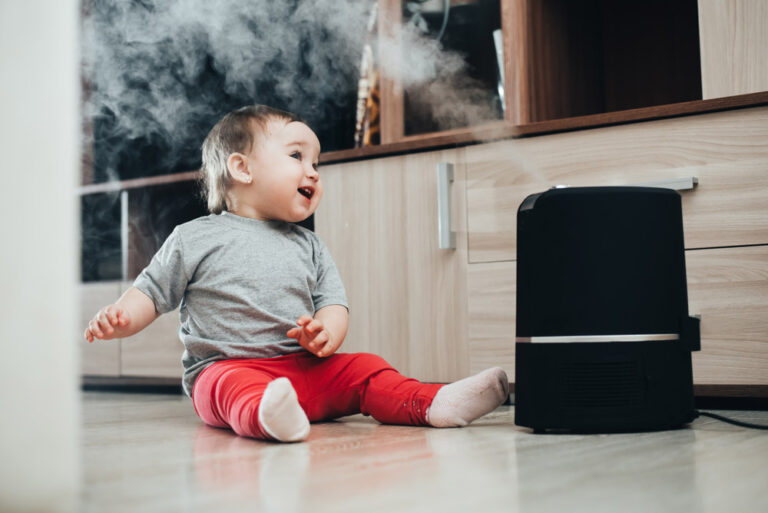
[191,352,443,440]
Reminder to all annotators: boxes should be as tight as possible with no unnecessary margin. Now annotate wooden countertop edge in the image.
[78,91,768,195]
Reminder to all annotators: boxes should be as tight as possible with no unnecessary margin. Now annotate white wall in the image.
[0,1,80,512]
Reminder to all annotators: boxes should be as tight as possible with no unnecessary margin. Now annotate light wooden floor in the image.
[81,391,768,513]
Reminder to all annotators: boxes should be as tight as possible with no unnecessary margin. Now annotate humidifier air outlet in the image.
[516,334,680,343]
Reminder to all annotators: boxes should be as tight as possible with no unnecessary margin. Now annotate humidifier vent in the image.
[562,361,644,408]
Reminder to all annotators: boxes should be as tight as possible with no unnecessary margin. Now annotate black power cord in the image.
[696,410,768,430]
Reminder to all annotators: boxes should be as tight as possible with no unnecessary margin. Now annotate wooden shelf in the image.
[324,92,768,163]
[77,91,768,195]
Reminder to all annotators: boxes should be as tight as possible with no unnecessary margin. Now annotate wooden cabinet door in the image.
[316,148,469,383]
[688,246,768,387]
[698,0,768,99]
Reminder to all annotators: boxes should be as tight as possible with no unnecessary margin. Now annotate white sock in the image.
[258,377,310,442]
[426,367,509,428]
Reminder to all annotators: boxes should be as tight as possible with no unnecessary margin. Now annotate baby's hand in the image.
[286,315,338,357]
[84,304,130,343]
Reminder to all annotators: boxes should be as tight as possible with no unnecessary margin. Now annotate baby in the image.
[84,105,509,442]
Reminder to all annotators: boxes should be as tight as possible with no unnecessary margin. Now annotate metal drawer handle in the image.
[437,162,456,250]
[636,176,699,191]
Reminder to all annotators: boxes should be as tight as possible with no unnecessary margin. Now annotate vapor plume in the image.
[82,0,499,182]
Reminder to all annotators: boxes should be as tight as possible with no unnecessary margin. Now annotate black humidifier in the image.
[514,186,700,433]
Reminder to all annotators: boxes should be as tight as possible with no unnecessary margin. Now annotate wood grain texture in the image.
[688,246,768,386]
[79,281,121,376]
[401,150,470,382]
[467,261,516,379]
[378,0,404,144]
[501,0,530,125]
[698,0,768,99]
[118,282,184,378]
[315,148,469,383]
[465,106,768,263]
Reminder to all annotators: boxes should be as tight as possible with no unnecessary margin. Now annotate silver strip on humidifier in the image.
[635,176,698,191]
[516,334,680,343]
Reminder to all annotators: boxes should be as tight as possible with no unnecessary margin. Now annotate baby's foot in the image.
[426,367,509,428]
[258,377,310,442]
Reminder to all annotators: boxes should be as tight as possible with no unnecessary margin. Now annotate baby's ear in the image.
[226,152,252,184]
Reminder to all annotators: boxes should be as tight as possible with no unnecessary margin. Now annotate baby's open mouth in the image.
[298,186,314,200]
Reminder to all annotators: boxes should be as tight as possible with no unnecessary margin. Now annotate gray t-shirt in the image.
[133,211,348,397]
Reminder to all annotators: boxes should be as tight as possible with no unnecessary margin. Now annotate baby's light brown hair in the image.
[200,105,304,214]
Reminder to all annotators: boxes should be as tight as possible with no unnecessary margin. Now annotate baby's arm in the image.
[287,304,349,357]
[84,286,159,343]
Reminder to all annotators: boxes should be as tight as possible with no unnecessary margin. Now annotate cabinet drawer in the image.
[467,245,768,387]
[466,107,768,263]
[688,246,768,386]
[79,281,121,376]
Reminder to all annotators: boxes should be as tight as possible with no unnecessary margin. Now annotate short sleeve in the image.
[312,238,349,312]
[133,227,189,314]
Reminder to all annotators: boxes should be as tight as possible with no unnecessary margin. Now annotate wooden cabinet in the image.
[465,105,768,393]
[79,281,183,380]
[77,2,768,394]
[315,148,470,383]
[373,0,768,143]
[316,105,768,392]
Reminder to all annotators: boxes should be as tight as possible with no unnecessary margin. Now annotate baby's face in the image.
[242,120,322,222]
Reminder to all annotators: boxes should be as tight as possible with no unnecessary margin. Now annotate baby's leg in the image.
[192,359,309,442]
[298,352,441,425]
[301,354,507,427]
[426,367,509,427]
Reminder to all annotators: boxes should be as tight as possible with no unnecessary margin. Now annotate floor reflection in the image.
[82,393,768,513]
[512,428,702,513]
[191,412,522,512]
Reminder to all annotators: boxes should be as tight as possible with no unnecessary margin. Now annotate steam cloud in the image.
[80,0,500,281]
[82,0,499,180]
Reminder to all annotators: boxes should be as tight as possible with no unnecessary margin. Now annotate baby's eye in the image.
[312,163,319,171]
[290,151,301,160]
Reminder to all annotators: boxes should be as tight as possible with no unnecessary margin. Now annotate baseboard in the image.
[82,375,183,394]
